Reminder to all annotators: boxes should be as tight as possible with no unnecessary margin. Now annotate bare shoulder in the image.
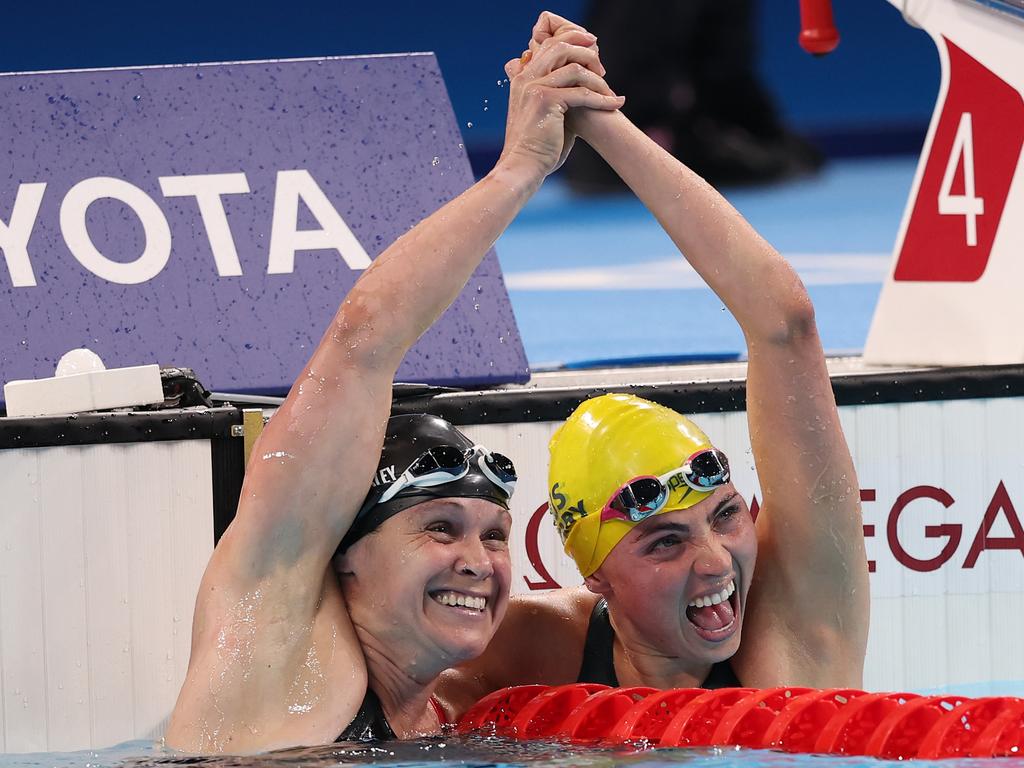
[504,586,598,663]
[437,587,597,719]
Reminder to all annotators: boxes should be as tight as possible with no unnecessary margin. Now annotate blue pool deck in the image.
[497,156,919,370]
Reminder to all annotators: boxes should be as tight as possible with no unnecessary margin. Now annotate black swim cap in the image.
[338,414,512,552]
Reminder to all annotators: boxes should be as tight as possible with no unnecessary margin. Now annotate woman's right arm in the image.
[167,28,623,751]
[201,25,623,624]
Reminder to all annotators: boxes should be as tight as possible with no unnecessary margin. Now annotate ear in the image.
[583,569,612,596]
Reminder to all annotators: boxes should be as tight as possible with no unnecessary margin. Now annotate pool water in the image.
[0,735,1008,768]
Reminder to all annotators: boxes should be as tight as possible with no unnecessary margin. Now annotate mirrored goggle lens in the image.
[614,478,666,514]
[686,449,731,488]
[408,446,468,476]
[486,452,517,483]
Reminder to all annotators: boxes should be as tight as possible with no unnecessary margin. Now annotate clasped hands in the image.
[499,11,622,177]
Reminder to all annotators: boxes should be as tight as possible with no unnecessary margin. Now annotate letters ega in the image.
[0,170,371,287]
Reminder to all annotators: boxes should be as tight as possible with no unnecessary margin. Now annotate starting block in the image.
[865,0,1024,365]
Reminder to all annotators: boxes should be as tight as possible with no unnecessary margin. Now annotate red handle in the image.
[799,0,840,55]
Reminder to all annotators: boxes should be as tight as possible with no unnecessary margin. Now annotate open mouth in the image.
[684,580,738,641]
[429,590,488,614]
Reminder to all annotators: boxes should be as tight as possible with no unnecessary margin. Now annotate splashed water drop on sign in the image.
[431,156,440,166]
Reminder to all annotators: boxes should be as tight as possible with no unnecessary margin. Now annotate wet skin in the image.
[584,486,756,682]
[338,498,513,678]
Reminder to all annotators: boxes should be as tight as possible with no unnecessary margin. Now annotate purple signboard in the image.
[0,55,528,394]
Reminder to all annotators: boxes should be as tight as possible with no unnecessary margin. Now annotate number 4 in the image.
[938,112,985,247]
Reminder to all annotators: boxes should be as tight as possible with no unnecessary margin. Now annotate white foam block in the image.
[3,365,164,418]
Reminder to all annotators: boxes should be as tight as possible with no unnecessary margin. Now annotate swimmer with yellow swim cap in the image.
[550,393,731,579]
[438,11,868,710]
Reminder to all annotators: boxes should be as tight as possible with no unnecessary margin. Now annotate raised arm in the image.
[167,29,623,752]
[571,108,868,686]
[217,25,622,605]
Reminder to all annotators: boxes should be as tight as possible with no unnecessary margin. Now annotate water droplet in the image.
[132,94,141,102]
[431,156,440,166]
[466,121,473,128]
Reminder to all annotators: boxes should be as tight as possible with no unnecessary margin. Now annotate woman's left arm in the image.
[572,108,869,687]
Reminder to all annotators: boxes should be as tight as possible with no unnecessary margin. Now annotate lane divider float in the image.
[457,684,1024,758]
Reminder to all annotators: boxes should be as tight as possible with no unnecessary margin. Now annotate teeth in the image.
[688,580,735,609]
[433,591,487,611]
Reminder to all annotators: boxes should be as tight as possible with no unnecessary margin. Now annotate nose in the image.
[693,534,732,579]
[455,536,494,580]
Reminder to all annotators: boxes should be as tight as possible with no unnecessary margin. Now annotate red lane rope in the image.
[458,684,1024,758]
[557,687,656,742]
[814,692,921,754]
[971,701,1024,758]
[659,688,756,747]
[711,686,813,747]
[456,684,549,735]
[863,695,971,760]
[608,687,706,743]
[762,688,867,751]
[510,683,608,739]
[917,697,1018,759]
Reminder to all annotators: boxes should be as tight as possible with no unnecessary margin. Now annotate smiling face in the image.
[337,497,512,677]
[585,485,757,671]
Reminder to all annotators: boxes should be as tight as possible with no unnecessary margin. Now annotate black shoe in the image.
[679,114,824,187]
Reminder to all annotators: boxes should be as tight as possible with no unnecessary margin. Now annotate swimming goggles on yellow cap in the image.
[600,448,731,524]
[376,444,517,505]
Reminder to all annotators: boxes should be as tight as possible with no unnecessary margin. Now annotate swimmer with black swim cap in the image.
[335,415,516,745]
[438,11,869,713]
[166,11,623,752]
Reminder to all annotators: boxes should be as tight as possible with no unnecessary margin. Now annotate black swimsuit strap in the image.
[576,598,742,689]
[577,598,620,686]
[336,688,397,742]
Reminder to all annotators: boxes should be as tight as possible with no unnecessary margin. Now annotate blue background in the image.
[0,1,945,374]
[1,1,939,168]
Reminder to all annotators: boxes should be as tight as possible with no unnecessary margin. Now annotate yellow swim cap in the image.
[548,393,716,577]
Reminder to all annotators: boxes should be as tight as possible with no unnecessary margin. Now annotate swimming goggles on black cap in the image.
[601,448,731,523]
[369,444,517,510]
